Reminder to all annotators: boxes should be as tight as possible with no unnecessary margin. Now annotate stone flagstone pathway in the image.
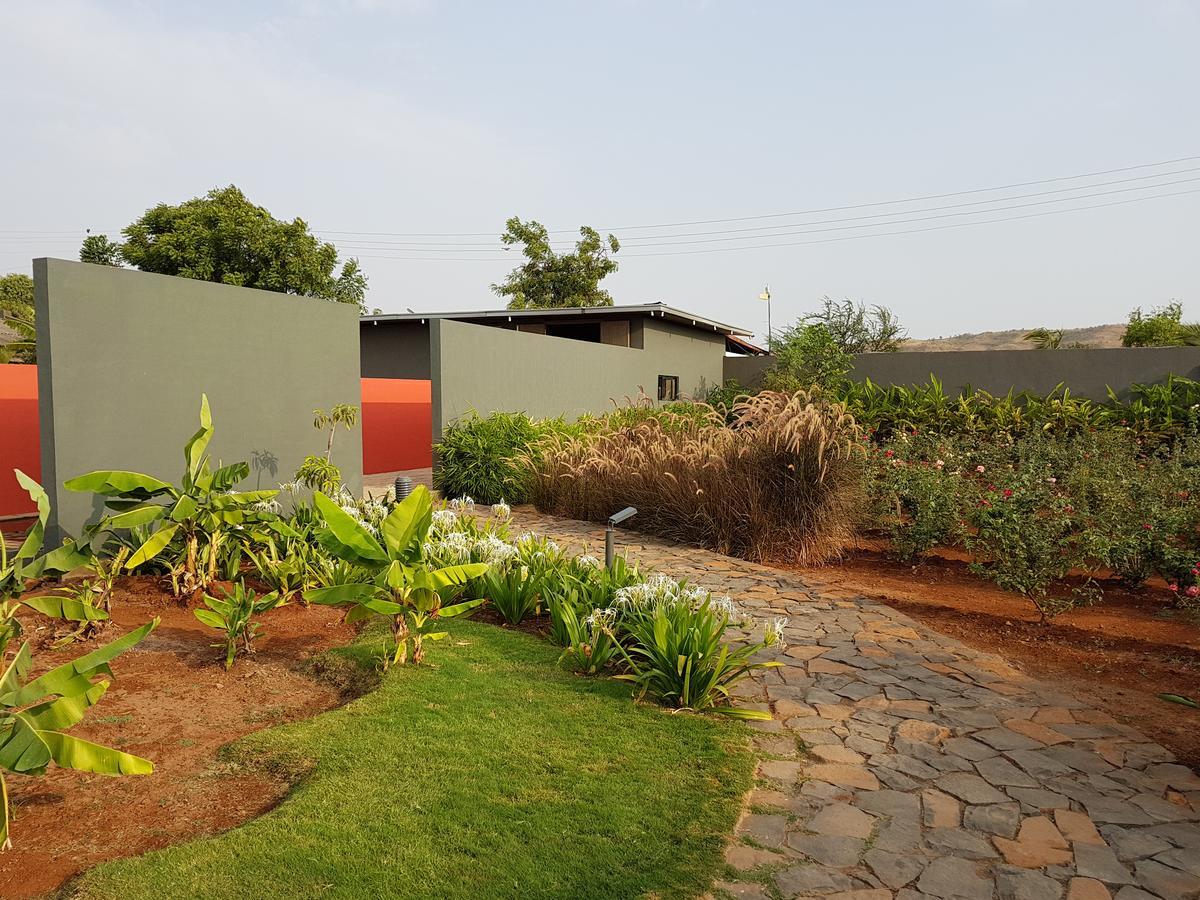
[499,508,1200,900]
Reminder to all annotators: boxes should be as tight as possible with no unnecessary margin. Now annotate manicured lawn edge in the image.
[71,618,755,900]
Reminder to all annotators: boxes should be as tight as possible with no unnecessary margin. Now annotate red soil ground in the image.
[1,579,358,899]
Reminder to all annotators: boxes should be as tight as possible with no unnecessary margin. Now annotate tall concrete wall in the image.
[429,318,725,437]
[724,347,1200,401]
[36,259,362,539]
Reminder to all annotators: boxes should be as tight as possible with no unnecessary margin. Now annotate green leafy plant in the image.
[434,411,545,505]
[194,582,284,669]
[0,619,158,850]
[612,594,783,719]
[556,604,620,675]
[480,566,544,625]
[0,470,94,654]
[303,486,487,668]
[65,395,279,599]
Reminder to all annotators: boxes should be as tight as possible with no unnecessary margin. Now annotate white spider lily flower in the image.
[764,617,789,647]
[491,499,512,519]
[252,498,282,514]
[584,607,618,631]
[575,554,602,569]
[431,509,458,530]
[708,595,740,620]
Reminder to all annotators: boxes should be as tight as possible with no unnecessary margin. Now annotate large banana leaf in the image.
[0,644,31,696]
[430,563,489,589]
[169,494,198,523]
[126,523,180,569]
[313,492,388,565]
[183,393,213,486]
[64,470,174,499]
[381,487,432,561]
[0,619,157,708]
[22,593,109,623]
[24,682,108,731]
[40,731,153,775]
[13,469,49,561]
[19,539,92,581]
[440,597,486,618]
[103,505,167,530]
[0,715,51,774]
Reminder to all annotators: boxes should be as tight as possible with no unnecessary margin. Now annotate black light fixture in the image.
[393,476,414,503]
[606,507,637,568]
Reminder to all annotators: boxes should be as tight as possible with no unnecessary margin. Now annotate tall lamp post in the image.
[759,285,772,349]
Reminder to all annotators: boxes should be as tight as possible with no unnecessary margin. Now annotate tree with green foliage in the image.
[0,273,35,363]
[119,185,368,309]
[1122,301,1200,347]
[492,217,620,309]
[79,234,123,267]
[764,322,853,392]
[803,296,906,353]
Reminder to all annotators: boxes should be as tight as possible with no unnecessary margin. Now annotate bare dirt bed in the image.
[1,578,358,899]
[803,546,1200,769]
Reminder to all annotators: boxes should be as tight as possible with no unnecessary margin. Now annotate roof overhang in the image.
[360,302,753,337]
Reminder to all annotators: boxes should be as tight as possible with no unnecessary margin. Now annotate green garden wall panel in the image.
[429,317,725,438]
[35,259,362,541]
[724,347,1200,401]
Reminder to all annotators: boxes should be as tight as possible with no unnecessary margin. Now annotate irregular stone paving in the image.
[499,508,1200,900]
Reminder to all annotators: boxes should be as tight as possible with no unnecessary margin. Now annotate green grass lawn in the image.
[74,618,754,900]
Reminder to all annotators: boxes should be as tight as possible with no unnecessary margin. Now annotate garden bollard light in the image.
[393,476,414,504]
[606,507,638,568]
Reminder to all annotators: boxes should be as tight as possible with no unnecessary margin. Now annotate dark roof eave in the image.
[360,302,753,337]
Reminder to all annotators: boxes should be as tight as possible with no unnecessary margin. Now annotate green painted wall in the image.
[429,317,725,437]
[35,259,362,540]
[724,347,1200,401]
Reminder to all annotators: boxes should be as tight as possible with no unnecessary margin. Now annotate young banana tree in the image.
[0,618,158,850]
[65,395,280,599]
[1,470,95,655]
[303,486,487,668]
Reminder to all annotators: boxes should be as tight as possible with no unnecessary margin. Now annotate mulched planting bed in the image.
[1,579,357,898]
[803,546,1200,769]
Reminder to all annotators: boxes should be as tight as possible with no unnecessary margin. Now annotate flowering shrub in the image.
[867,428,1200,619]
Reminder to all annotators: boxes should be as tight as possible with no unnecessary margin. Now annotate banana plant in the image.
[303,486,488,668]
[65,395,280,599]
[0,618,158,850]
[1,470,96,656]
[194,582,284,669]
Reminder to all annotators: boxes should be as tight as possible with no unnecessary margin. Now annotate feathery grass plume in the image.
[524,391,866,565]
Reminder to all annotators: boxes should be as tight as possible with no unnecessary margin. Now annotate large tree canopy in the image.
[492,217,620,309]
[0,272,36,363]
[118,185,368,309]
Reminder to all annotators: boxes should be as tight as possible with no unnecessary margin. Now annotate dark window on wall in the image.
[658,375,679,401]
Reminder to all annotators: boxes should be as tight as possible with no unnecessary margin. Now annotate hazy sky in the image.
[2,1,1197,341]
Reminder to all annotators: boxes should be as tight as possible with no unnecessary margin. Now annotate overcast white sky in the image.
[1,1,1197,341]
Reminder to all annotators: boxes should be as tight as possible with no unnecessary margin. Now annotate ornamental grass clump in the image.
[525,390,865,565]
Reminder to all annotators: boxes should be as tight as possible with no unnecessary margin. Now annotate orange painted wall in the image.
[0,372,430,517]
[0,365,40,517]
[361,378,433,474]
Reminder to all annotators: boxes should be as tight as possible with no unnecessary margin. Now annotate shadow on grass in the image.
[70,618,755,900]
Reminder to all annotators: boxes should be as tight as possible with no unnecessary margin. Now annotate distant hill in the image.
[901,324,1125,352]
